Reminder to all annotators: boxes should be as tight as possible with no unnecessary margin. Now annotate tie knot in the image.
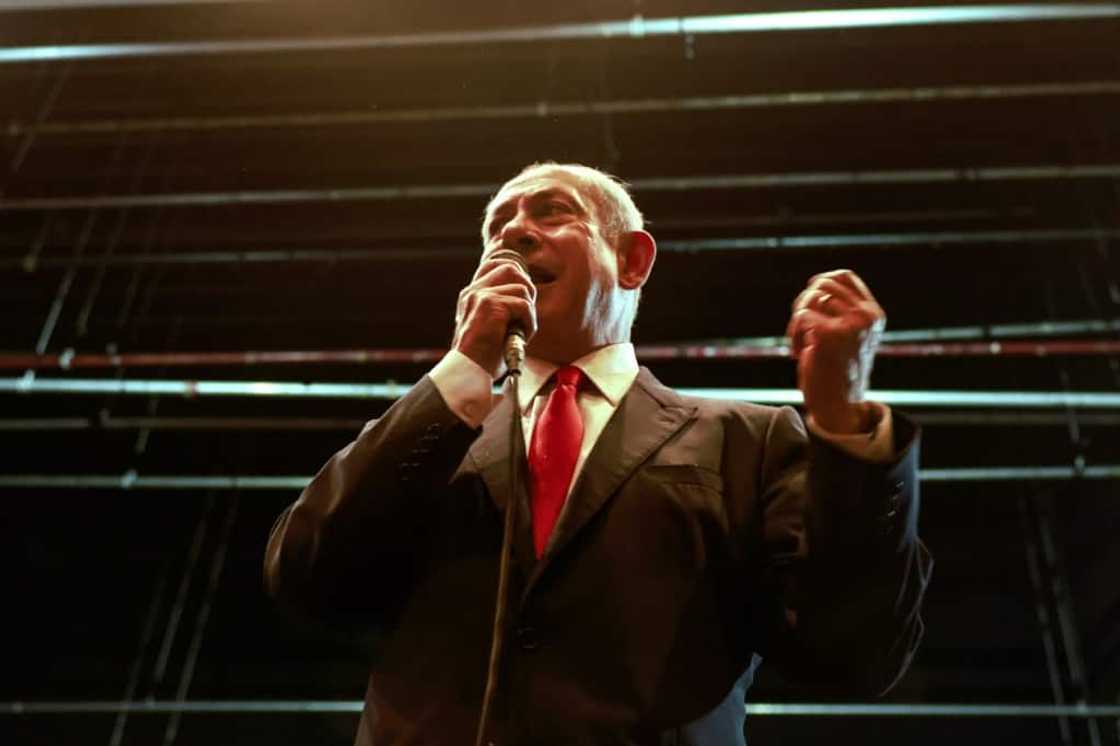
[554,365,583,389]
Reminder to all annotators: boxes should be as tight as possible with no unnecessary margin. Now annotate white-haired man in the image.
[266,162,932,745]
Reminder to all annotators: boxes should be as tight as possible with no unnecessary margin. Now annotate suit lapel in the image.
[521,368,697,601]
[464,391,535,578]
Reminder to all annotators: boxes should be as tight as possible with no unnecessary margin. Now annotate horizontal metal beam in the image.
[0,474,311,489]
[5,338,1119,373]
[3,700,1120,717]
[664,228,1120,251]
[880,318,1120,342]
[3,166,1118,212]
[637,339,1120,360]
[680,388,1120,409]
[920,466,1120,481]
[1,466,1118,490]
[4,228,1115,270]
[4,315,1112,377]
[2,5,1118,64]
[0,416,366,430]
[0,0,262,9]
[913,412,1120,426]
[714,319,1120,349]
[4,375,1120,408]
[7,229,1119,270]
[8,80,1119,137]
[5,411,1120,431]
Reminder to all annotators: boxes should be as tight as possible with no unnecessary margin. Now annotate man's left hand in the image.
[786,269,886,434]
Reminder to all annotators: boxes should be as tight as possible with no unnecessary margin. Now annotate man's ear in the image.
[617,230,657,290]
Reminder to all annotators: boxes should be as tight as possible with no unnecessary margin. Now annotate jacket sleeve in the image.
[756,405,933,695]
[263,376,480,629]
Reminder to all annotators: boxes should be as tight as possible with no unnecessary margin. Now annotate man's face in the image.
[482,171,624,361]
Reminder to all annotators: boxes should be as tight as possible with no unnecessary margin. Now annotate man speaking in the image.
[264,162,933,745]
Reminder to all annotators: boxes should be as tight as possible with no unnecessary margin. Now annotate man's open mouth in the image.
[529,267,557,285]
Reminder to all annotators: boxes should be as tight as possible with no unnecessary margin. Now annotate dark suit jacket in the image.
[265,368,932,745]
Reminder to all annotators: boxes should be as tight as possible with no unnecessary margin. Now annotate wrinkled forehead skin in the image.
[482,167,604,241]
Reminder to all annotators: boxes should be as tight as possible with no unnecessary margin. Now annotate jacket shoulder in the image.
[633,367,803,446]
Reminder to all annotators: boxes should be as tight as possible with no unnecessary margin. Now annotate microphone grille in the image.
[487,249,528,273]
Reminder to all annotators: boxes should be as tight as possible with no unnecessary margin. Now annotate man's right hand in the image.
[452,252,537,377]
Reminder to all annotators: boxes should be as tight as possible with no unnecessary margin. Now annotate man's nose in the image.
[500,212,540,253]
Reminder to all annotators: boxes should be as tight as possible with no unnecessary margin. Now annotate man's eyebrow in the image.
[532,187,586,211]
[485,187,588,234]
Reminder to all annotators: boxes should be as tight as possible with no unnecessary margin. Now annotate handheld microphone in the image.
[487,249,530,376]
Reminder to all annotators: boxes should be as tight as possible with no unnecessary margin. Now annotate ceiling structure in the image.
[2,2,1118,744]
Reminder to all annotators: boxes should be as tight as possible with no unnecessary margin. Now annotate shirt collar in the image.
[517,342,639,413]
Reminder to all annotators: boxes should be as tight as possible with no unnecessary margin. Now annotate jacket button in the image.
[516,626,540,651]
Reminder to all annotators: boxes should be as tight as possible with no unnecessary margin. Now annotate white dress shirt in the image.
[428,343,895,471]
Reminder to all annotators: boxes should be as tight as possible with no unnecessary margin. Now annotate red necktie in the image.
[528,365,585,558]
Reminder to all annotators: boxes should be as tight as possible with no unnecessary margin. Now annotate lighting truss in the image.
[4,375,1120,408]
[3,336,1119,373]
[2,5,1118,64]
[4,412,1120,431]
[2,465,1118,491]
[3,700,1119,716]
[5,81,1118,137]
[4,166,1120,212]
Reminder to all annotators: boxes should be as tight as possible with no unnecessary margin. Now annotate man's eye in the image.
[544,201,571,215]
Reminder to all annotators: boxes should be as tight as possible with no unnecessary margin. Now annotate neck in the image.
[527,333,629,366]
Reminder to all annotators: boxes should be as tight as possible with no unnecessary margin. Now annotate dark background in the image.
[2,1,1118,744]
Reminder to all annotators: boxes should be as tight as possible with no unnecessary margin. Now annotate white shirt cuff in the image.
[428,349,495,428]
[807,401,895,463]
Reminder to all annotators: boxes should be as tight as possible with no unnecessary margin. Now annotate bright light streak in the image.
[8,700,1116,716]
[920,465,1120,481]
[3,376,1120,408]
[0,0,264,10]
[1,5,1117,64]
[676,388,1120,409]
[672,5,1120,34]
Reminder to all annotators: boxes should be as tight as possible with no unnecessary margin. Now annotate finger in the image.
[791,285,824,314]
[473,254,534,285]
[470,264,536,296]
[786,307,833,355]
[839,271,875,303]
[502,296,538,338]
[461,282,535,322]
[809,279,863,317]
[816,277,885,328]
[467,285,538,324]
[792,282,852,318]
[814,269,876,304]
[481,282,535,303]
[473,261,532,287]
[791,287,813,314]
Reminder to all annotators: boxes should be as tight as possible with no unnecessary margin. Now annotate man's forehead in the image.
[487,171,590,214]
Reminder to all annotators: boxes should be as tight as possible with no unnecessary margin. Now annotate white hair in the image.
[482,162,644,247]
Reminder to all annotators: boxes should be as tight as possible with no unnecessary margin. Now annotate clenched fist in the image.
[452,250,538,377]
[785,269,886,434]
